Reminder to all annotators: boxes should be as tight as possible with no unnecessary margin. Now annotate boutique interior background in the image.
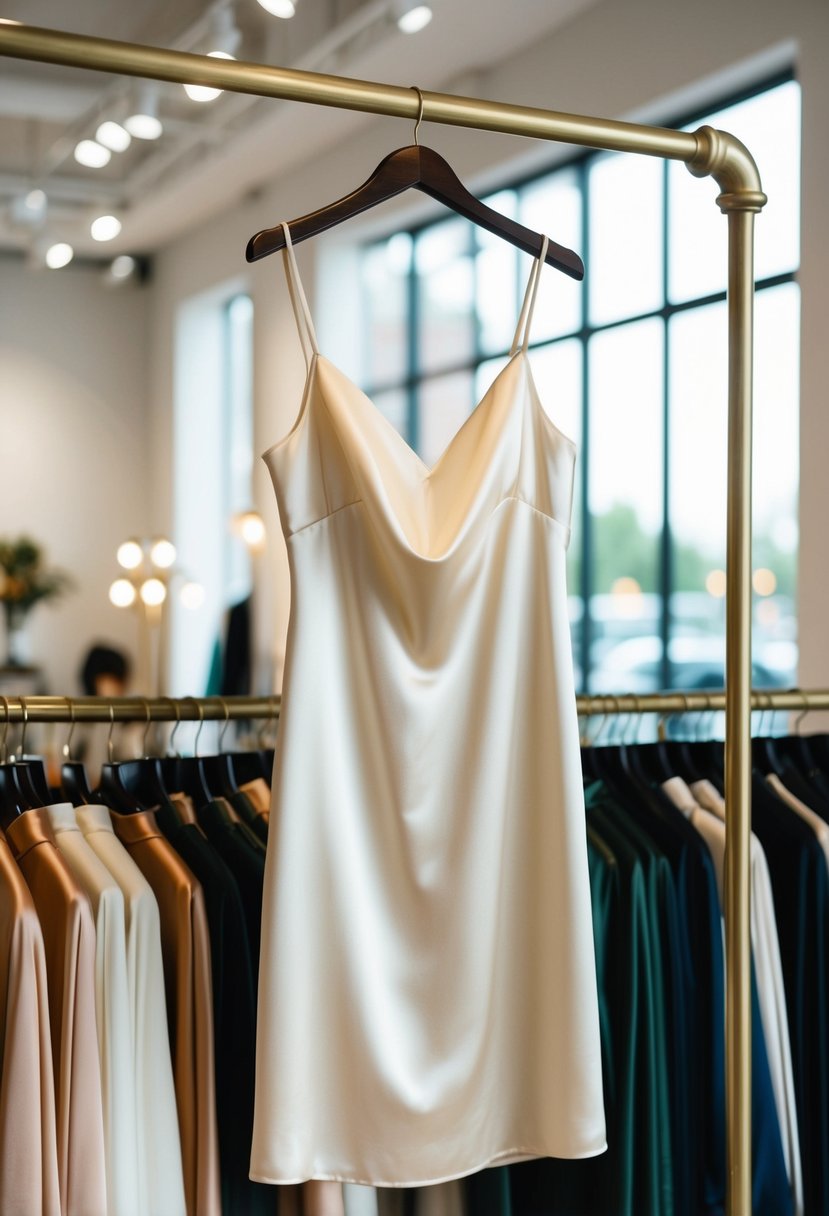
[0,0,826,707]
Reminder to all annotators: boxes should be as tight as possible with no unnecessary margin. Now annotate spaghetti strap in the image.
[281,222,320,369]
[510,235,549,356]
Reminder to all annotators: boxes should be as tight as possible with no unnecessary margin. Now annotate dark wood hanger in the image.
[246,144,584,281]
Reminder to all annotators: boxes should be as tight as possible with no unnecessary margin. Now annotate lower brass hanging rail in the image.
[1,688,827,723]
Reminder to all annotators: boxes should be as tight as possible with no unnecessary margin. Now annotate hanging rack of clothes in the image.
[0,24,767,1214]
[1,689,828,1216]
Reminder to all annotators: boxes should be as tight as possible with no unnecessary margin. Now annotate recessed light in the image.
[125,113,162,140]
[397,4,432,33]
[256,0,297,15]
[96,121,131,152]
[90,215,122,242]
[45,242,74,269]
[74,140,111,168]
[183,50,235,103]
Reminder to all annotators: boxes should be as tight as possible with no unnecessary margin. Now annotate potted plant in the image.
[0,536,73,668]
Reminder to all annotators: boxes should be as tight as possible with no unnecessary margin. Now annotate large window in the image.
[360,76,800,694]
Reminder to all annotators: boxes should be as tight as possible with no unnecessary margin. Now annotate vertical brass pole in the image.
[723,205,756,1216]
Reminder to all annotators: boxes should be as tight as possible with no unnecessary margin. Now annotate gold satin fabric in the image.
[5,809,107,1215]
[111,809,220,1216]
[0,829,61,1216]
[240,778,271,830]
[251,232,606,1185]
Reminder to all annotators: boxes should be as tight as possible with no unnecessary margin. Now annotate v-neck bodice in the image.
[253,223,605,1187]
[263,232,576,564]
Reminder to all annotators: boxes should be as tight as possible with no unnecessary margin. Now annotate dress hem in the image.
[248,1141,609,1188]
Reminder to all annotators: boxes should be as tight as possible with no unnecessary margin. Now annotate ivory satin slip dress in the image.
[251,225,606,1187]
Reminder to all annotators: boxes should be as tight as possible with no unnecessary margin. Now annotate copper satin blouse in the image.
[5,809,107,1216]
[0,829,61,1216]
[111,809,220,1216]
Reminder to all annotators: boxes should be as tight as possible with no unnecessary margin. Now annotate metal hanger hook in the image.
[218,697,231,753]
[794,689,811,736]
[18,697,28,759]
[0,696,9,763]
[63,697,76,761]
[107,704,116,764]
[142,699,153,756]
[410,85,424,145]
[189,697,205,759]
[167,697,182,758]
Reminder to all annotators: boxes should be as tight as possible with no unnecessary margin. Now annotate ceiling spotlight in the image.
[110,255,137,280]
[45,242,73,269]
[125,112,162,140]
[25,189,47,214]
[183,50,236,103]
[125,85,163,139]
[396,2,433,33]
[74,139,111,168]
[96,120,131,152]
[91,214,122,242]
[256,0,297,16]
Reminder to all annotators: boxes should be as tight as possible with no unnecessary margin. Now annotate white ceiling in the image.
[0,0,599,262]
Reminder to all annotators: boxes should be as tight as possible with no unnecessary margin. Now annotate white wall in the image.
[0,256,149,695]
[145,0,829,696]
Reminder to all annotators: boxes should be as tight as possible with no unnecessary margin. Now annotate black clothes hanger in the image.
[247,90,584,280]
[61,761,93,807]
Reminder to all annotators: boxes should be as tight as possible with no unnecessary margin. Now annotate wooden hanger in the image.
[246,89,584,280]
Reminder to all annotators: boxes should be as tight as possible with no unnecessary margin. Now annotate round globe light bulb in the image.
[109,578,137,608]
[91,214,122,242]
[117,540,144,570]
[150,539,177,569]
[181,581,205,610]
[124,113,162,140]
[240,513,266,548]
[183,52,234,103]
[74,139,111,168]
[96,121,131,152]
[45,242,73,269]
[140,577,167,607]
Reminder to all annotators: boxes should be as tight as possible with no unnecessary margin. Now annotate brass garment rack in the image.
[0,23,766,1213]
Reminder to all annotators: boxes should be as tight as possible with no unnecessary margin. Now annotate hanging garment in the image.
[152,797,272,1216]
[4,808,107,1216]
[110,808,221,1216]
[75,804,186,1216]
[45,802,139,1216]
[664,779,802,1216]
[0,829,61,1216]
[252,227,605,1185]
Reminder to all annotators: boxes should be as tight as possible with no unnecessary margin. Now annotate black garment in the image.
[197,797,266,964]
[229,789,269,845]
[220,596,252,696]
[154,802,272,1216]
[751,772,829,1216]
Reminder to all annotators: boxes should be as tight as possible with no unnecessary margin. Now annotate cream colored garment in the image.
[252,227,606,1185]
[685,777,803,1216]
[75,804,186,1216]
[0,831,61,1216]
[46,802,139,1216]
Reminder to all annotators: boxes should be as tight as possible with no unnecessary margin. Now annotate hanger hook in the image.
[0,696,9,763]
[629,695,641,746]
[18,696,28,759]
[218,697,231,752]
[189,698,205,759]
[142,698,153,756]
[410,85,424,145]
[167,697,182,758]
[794,689,810,736]
[63,697,76,761]
[107,703,116,764]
